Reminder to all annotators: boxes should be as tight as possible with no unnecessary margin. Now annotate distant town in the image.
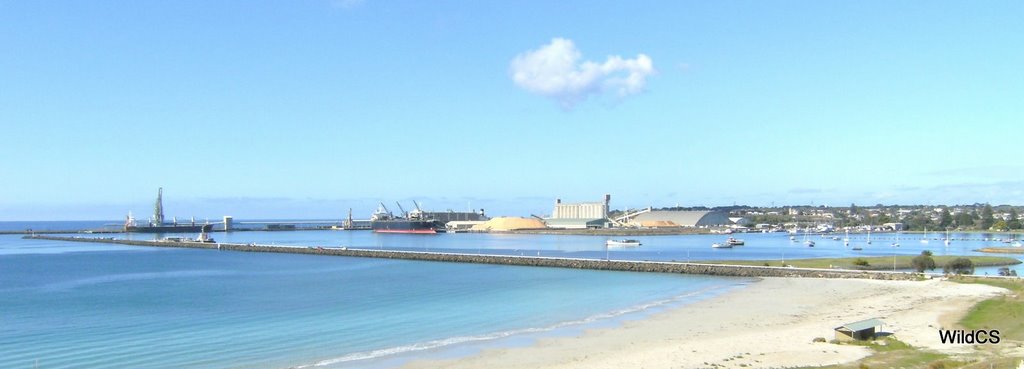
[72,190,1024,236]
[656,202,1023,233]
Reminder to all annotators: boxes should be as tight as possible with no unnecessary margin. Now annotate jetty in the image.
[26,235,923,280]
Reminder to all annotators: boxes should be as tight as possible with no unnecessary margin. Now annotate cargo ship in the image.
[370,202,440,234]
[124,188,208,233]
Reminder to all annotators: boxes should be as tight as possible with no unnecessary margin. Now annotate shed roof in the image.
[835,318,885,332]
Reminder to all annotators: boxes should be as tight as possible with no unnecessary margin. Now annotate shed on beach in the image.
[834,318,885,341]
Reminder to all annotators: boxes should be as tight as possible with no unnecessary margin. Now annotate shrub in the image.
[998,267,1018,277]
[921,250,933,257]
[812,337,826,343]
[927,361,945,369]
[912,253,936,272]
[944,258,974,275]
[853,258,870,267]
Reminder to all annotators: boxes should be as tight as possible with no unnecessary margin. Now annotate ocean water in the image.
[0,231,748,369]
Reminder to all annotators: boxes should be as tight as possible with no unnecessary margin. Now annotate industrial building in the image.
[627,210,731,228]
[544,218,611,229]
[546,195,612,229]
[470,217,547,232]
[424,209,488,223]
[551,194,610,219]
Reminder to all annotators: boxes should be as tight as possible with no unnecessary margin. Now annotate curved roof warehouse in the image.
[629,210,731,227]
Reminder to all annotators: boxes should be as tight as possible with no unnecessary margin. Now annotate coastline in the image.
[400,277,1006,369]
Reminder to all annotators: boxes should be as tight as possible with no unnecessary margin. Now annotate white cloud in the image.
[510,38,655,106]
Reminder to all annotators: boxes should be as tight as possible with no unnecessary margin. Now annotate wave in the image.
[41,270,236,291]
[293,282,746,368]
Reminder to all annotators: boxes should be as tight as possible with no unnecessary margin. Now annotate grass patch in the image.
[801,337,951,369]
[975,247,1024,254]
[702,256,1020,270]
[952,277,1024,341]
[956,357,1024,368]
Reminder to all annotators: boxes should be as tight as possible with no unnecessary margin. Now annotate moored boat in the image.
[606,239,641,247]
[371,202,440,234]
[726,237,744,246]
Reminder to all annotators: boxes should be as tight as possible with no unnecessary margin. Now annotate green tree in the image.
[912,251,936,272]
[907,214,934,231]
[938,208,953,229]
[944,258,974,275]
[954,212,975,229]
[981,204,995,230]
[992,220,1008,231]
[1009,208,1022,230]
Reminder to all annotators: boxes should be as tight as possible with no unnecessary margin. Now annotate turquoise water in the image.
[0,233,746,369]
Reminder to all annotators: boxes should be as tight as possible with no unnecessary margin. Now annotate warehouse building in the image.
[470,217,547,232]
[629,210,731,228]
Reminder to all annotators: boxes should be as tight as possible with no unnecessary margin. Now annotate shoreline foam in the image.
[296,279,753,369]
[399,277,1005,369]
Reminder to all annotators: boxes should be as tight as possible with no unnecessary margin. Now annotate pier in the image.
[26,235,921,280]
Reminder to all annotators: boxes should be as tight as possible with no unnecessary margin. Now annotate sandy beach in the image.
[401,277,1007,369]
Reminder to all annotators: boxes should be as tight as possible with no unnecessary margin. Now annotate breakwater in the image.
[26,235,920,280]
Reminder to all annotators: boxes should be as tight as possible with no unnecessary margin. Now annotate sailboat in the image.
[944,229,951,246]
[891,230,900,247]
[804,226,815,247]
[920,227,929,244]
[864,219,872,244]
[843,229,850,247]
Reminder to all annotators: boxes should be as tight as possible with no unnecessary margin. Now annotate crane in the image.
[395,202,408,218]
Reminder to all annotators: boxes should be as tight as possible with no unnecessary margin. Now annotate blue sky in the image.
[1,1,1022,220]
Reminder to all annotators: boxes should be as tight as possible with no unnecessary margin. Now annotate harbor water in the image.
[0,222,753,369]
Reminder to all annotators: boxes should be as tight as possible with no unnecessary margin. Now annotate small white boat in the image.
[711,242,732,249]
[606,239,641,247]
[805,240,815,247]
[726,237,744,246]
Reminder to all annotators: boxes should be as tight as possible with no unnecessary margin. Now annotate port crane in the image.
[395,202,409,218]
